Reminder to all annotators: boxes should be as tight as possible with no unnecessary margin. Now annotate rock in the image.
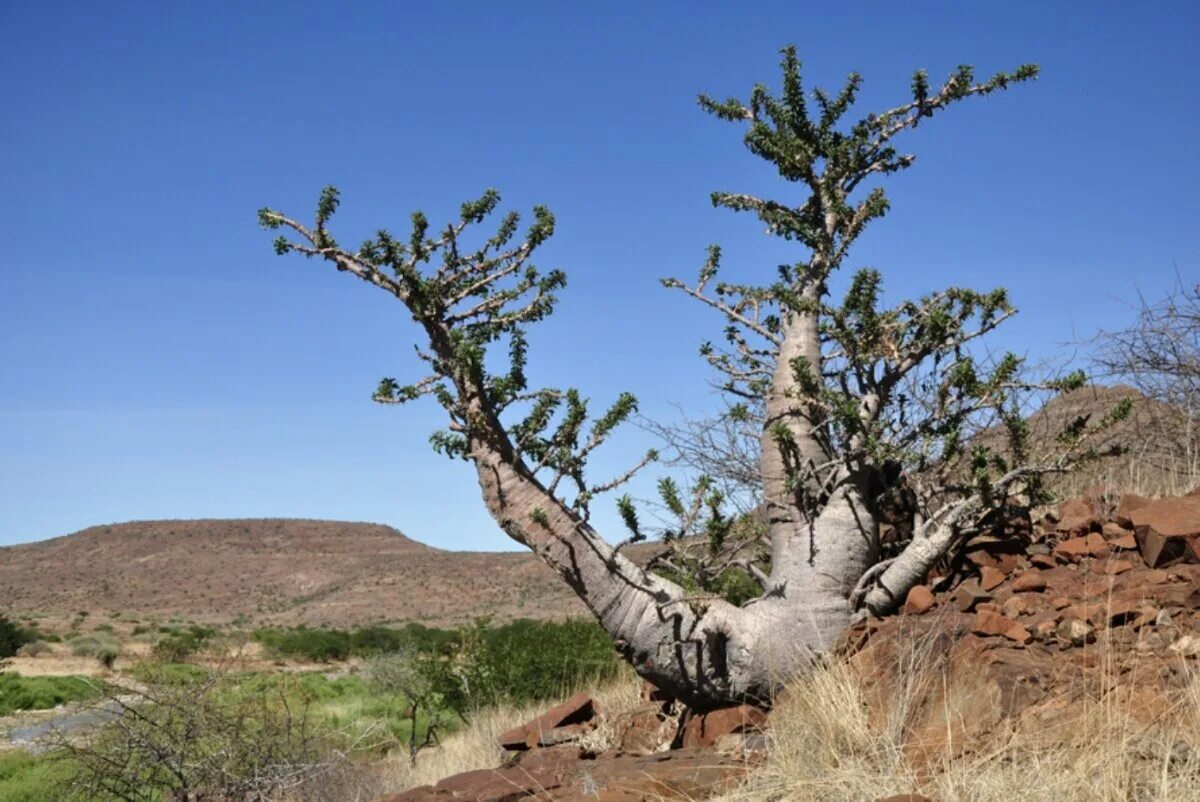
[1059,498,1094,520]
[679,704,768,749]
[903,585,936,615]
[1051,596,1071,610]
[1002,596,1030,618]
[1114,493,1151,531]
[614,704,675,754]
[382,746,751,801]
[498,692,597,751]
[1102,521,1131,537]
[1108,532,1138,550]
[1054,533,1109,562]
[955,581,993,613]
[972,610,1015,638]
[1057,618,1096,648]
[1011,572,1047,593]
[1032,618,1059,641]
[1104,559,1135,575]
[979,566,1005,591]
[1135,524,1200,568]
[1030,553,1056,569]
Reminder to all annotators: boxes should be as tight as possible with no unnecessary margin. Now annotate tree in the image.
[1096,274,1200,416]
[259,49,1125,706]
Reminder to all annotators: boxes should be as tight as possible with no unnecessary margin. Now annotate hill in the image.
[0,518,635,628]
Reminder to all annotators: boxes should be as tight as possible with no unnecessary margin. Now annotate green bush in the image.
[0,615,36,658]
[152,625,214,663]
[0,673,104,715]
[461,618,620,707]
[252,627,351,662]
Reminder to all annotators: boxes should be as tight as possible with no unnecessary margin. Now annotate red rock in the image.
[1011,572,1047,593]
[1054,533,1109,562]
[1131,496,1200,538]
[955,581,992,613]
[1064,602,1105,626]
[996,553,1023,575]
[1135,524,1200,568]
[1102,521,1132,537]
[498,692,596,751]
[1060,498,1094,519]
[972,610,1015,638]
[903,585,936,615]
[1005,621,1033,644]
[1145,570,1170,584]
[979,566,1005,592]
[679,704,768,749]
[1108,532,1138,550]
[1105,559,1134,576]
[1030,553,1056,569]
[1051,596,1071,610]
[1117,492,1152,522]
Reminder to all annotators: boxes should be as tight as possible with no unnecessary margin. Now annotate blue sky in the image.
[1,1,1197,549]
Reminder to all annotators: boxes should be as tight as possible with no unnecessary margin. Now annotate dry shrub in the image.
[717,637,1200,802]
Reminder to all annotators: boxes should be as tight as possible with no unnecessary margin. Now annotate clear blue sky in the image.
[2,2,1197,548]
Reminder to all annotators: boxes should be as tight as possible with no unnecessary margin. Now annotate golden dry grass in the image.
[715,649,1200,802]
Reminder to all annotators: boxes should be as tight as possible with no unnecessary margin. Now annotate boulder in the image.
[903,585,936,615]
[1130,496,1200,567]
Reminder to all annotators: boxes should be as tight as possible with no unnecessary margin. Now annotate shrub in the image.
[152,625,214,663]
[53,667,347,800]
[15,640,51,658]
[68,634,119,668]
[0,615,36,659]
[253,627,351,662]
[459,618,620,708]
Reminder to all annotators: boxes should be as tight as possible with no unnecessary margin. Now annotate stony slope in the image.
[0,518,632,628]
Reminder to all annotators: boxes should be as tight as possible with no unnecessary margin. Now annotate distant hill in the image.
[973,384,1198,498]
[0,518,648,628]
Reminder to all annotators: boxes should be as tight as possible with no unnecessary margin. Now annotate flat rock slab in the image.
[498,692,596,751]
[380,747,752,801]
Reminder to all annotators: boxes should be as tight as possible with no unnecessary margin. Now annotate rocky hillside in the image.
[0,519,655,628]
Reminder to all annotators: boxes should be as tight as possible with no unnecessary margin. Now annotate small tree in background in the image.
[260,49,1126,706]
[1097,275,1200,416]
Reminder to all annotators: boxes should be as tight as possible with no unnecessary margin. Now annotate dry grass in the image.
[716,644,1200,802]
[311,668,646,800]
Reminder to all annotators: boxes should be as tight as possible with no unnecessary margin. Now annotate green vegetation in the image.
[251,618,619,707]
[0,673,104,716]
[151,625,214,662]
[0,751,80,802]
[0,615,38,658]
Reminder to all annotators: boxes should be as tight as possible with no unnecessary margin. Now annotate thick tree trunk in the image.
[468,437,875,706]
[459,300,882,706]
